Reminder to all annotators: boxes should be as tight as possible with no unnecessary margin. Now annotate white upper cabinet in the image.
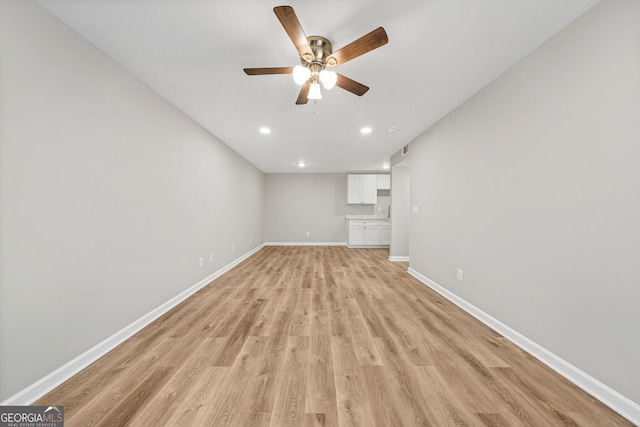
[347,175,362,204]
[347,174,377,204]
[361,175,377,203]
[377,174,391,190]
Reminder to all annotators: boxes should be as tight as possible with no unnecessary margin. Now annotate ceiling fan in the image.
[244,6,388,105]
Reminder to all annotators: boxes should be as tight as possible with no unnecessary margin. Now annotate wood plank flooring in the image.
[36,246,632,426]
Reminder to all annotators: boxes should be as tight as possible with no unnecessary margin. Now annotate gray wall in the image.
[0,1,264,401]
[264,174,348,243]
[390,165,410,258]
[409,0,640,404]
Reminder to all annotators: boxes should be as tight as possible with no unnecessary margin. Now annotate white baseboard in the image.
[1,244,266,406]
[264,242,346,246]
[407,268,640,426]
[263,242,392,249]
[389,256,410,262]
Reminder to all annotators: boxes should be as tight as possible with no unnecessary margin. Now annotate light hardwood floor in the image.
[37,246,632,426]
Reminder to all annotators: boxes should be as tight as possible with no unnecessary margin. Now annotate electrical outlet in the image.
[199,257,204,267]
[231,244,235,252]
[456,268,463,281]
[209,253,213,263]
[249,237,252,244]
[306,231,310,237]
[412,205,419,214]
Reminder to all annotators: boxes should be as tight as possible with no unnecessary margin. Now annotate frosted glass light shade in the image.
[308,82,322,100]
[292,65,311,85]
[319,70,337,89]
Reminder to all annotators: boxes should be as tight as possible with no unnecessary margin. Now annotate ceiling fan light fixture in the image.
[293,65,311,85]
[319,69,337,89]
[245,6,388,105]
[308,82,322,100]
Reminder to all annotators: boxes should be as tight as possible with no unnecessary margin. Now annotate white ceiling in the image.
[36,0,598,173]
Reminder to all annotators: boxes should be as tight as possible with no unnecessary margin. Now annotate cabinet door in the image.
[347,175,362,204]
[349,221,365,245]
[363,220,380,245]
[361,175,378,204]
[380,220,391,245]
[377,174,391,190]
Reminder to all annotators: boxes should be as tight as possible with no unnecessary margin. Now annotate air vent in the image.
[401,144,410,157]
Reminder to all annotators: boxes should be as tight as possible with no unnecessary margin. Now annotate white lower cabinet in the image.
[348,220,366,246]
[348,219,389,247]
[380,220,391,245]
[363,221,380,245]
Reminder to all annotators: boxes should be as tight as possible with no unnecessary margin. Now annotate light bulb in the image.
[308,82,322,100]
[319,70,337,89]
[292,65,311,85]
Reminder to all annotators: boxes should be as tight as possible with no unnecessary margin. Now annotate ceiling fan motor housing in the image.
[303,36,334,67]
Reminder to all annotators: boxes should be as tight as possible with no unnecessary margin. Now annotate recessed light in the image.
[360,127,372,134]
[297,161,306,168]
[382,164,390,169]
[259,127,271,134]
[387,127,397,133]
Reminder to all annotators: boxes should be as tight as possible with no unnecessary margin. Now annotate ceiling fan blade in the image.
[244,67,293,75]
[326,27,388,67]
[336,74,369,96]
[296,82,310,105]
[273,6,315,62]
